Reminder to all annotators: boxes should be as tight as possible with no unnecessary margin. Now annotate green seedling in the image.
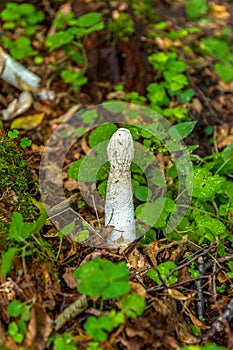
[146,261,178,285]
[1,211,48,276]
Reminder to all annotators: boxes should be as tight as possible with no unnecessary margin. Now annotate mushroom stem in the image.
[105,128,136,247]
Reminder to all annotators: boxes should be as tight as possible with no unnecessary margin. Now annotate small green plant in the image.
[45,12,104,89]
[1,211,48,276]
[188,262,200,278]
[7,300,31,344]
[74,258,130,299]
[0,2,44,60]
[146,261,178,285]
[147,51,193,119]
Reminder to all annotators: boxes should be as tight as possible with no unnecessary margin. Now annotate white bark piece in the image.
[0,47,55,100]
[105,128,136,247]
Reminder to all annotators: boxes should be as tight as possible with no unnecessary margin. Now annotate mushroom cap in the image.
[107,128,134,168]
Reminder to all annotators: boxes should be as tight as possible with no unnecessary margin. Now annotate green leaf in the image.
[168,121,197,141]
[135,198,175,227]
[8,300,23,317]
[81,110,98,124]
[61,70,88,86]
[180,88,195,103]
[89,124,118,148]
[46,31,74,51]
[186,168,225,201]
[20,137,32,148]
[102,101,127,114]
[121,294,146,318]
[59,222,75,236]
[195,215,226,236]
[76,13,102,28]
[8,129,19,139]
[75,126,86,138]
[73,229,89,242]
[1,247,17,276]
[215,62,233,83]
[185,0,208,20]
[134,186,152,201]
[201,38,230,61]
[222,143,233,162]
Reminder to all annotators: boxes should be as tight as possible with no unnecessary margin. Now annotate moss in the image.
[0,134,40,234]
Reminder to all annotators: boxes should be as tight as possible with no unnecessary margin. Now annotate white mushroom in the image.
[0,47,54,100]
[105,128,136,247]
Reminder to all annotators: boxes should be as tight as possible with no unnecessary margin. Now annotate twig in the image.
[196,256,205,319]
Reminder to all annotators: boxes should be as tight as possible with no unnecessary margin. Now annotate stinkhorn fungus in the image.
[105,128,136,247]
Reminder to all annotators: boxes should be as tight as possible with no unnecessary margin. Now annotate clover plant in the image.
[74,258,130,300]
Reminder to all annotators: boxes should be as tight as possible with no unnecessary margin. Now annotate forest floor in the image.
[0,0,233,349]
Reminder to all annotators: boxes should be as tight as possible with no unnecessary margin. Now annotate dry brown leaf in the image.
[64,178,79,191]
[24,305,53,350]
[168,288,188,301]
[129,281,147,298]
[217,270,228,283]
[127,247,149,271]
[191,98,203,113]
[147,241,160,266]
[63,267,77,289]
[187,310,210,330]
[211,5,230,19]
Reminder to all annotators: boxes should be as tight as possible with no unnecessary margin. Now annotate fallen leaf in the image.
[187,310,209,329]
[211,5,230,19]
[217,270,228,283]
[10,113,44,130]
[24,305,53,350]
[63,267,77,289]
[168,288,188,301]
[129,281,147,298]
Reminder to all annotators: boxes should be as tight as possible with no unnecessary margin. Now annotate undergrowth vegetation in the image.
[0,0,233,349]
